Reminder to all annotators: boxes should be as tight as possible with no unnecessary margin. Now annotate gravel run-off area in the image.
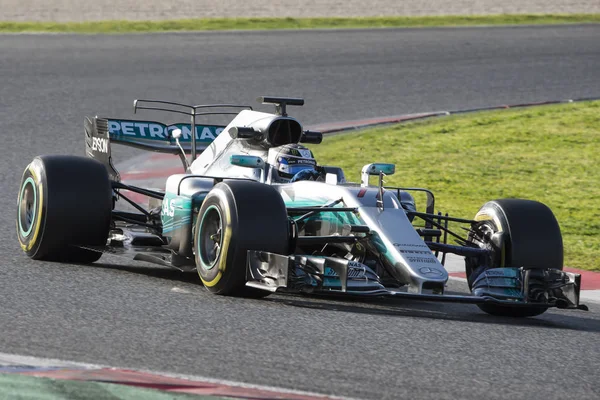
[3,0,600,22]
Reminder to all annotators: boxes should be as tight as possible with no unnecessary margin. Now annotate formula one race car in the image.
[16,96,587,317]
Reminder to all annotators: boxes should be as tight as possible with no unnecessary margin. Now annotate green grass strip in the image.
[307,101,600,271]
[0,373,217,400]
[1,14,599,33]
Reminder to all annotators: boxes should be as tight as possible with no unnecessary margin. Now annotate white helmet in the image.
[268,144,318,181]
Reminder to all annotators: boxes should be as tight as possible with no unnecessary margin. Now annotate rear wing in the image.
[85,99,251,181]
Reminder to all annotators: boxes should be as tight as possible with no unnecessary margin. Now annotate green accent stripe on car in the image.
[197,205,222,271]
[285,200,361,226]
[18,177,37,237]
[162,217,193,233]
[161,193,193,236]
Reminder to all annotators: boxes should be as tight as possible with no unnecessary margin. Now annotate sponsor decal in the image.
[399,249,432,255]
[348,268,367,279]
[324,264,368,279]
[278,157,316,166]
[91,137,108,153]
[410,257,437,264]
[484,268,520,278]
[419,266,444,275]
[107,119,224,143]
[295,159,317,165]
[298,148,313,158]
[162,198,176,217]
[394,243,430,248]
[485,270,508,276]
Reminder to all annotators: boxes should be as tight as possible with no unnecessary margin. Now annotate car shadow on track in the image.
[90,261,599,333]
[92,261,201,285]
[265,295,600,333]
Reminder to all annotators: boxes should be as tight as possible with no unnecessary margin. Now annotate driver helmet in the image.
[268,144,318,181]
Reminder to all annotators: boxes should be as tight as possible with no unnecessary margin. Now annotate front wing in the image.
[246,251,588,311]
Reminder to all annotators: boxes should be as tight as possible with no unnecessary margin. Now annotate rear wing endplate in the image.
[85,99,251,181]
[84,116,226,181]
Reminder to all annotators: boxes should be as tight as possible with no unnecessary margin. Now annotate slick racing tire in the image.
[466,199,563,317]
[16,155,112,263]
[194,180,289,297]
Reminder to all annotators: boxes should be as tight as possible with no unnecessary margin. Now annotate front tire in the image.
[16,155,112,263]
[194,180,289,296]
[466,199,563,317]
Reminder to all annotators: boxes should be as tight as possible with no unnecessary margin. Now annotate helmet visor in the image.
[288,164,315,175]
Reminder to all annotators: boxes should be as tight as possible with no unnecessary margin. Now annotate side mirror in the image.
[299,130,323,144]
[361,163,395,187]
[230,155,265,169]
[229,126,263,141]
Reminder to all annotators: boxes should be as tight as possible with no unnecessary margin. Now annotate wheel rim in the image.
[18,177,37,237]
[198,205,223,270]
[477,221,504,268]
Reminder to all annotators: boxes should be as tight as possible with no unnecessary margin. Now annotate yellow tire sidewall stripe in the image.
[17,165,44,252]
[200,192,232,288]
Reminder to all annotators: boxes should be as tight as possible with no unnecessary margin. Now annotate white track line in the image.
[0,352,353,400]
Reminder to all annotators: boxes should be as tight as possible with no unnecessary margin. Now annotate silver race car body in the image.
[17,96,586,317]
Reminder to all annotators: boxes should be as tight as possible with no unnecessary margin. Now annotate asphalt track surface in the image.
[1,25,600,399]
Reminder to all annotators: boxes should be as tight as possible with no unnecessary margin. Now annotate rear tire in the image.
[16,155,112,263]
[194,180,289,297]
[466,199,563,317]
